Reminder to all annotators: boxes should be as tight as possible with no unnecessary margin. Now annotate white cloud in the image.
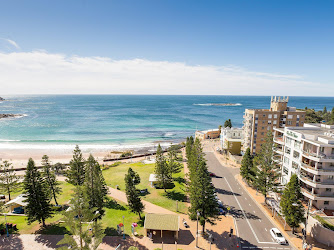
[0,50,329,96]
[0,38,20,50]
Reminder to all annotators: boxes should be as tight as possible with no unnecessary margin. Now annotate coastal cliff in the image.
[0,97,5,101]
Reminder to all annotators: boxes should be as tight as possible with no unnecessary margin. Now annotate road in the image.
[204,149,293,250]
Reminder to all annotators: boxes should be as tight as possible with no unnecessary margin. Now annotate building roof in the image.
[5,194,28,207]
[149,174,158,182]
[144,213,179,231]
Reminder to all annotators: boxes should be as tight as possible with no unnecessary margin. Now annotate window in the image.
[261,132,264,135]
[262,121,265,124]
[283,167,289,175]
[256,114,258,118]
[324,201,329,205]
[267,126,271,130]
[326,188,332,192]
[268,114,272,119]
[262,127,264,130]
[287,121,292,125]
[292,161,298,170]
[293,151,300,159]
[284,156,290,164]
[285,147,291,154]
[274,114,278,118]
[331,148,334,155]
[263,114,266,117]
[328,176,334,180]
[297,115,300,118]
[288,115,293,119]
[273,120,277,125]
[268,120,272,124]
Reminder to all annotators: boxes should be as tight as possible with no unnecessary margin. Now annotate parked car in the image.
[217,199,224,208]
[270,228,287,244]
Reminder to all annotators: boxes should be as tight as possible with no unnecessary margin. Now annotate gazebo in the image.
[144,213,180,239]
[4,194,27,214]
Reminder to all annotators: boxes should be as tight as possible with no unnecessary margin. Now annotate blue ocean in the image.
[0,95,333,151]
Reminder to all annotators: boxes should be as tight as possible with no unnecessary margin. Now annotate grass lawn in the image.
[103,162,188,213]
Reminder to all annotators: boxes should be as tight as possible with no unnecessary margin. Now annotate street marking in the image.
[249,203,251,206]
[245,197,247,200]
[253,210,256,213]
[265,228,268,231]
[259,219,262,222]
[224,178,277,245]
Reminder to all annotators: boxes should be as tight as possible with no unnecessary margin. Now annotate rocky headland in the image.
[0,97,5,101]
[0,114,24,119]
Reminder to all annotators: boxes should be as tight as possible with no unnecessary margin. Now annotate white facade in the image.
[273,124,334,210]
[220,127,243,150]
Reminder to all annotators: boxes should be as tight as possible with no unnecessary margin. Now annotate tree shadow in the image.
[0,234,24,249]
[104,226,119,236]
[173,176,186,184]
[227,205,261,220]
[163,190,186,201]
[34,234,65,249]
[155,182,175,190]
[102,236,149,250]
[215,187,241,196]
[104,198,126,211]
[35,223,70,235]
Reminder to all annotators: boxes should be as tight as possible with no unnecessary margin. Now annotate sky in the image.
[0,0,333,96]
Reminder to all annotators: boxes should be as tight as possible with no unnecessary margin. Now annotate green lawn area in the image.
[1,180,144,236]
[103,162,187,213]
[0,161,185,236]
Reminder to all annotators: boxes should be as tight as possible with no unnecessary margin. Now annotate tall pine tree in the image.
[253,131,280,198]
[280,174,305,233]
[24,158,53,227]
[187,139,219,232]
[67,145,85,186]
[167,146,182,178]
[84,154,107,216]
[57,186,105,250]
[240,148,256,185]
[125,168,144,219]
[154,144,172,192]
[41,155,61,206]
[0,161,20,200]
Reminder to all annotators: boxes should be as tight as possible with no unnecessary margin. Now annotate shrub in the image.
[315,215,334,231]
[121,152,133,158]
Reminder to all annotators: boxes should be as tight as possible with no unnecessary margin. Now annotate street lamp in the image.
[4,213,9,237]
[122,216,125,239]
[196,211,200,248]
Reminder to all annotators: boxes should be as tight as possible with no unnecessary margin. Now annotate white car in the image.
[270,228,287,244]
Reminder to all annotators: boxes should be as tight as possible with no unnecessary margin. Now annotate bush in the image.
[315,215,334,231]
[128,247,139,250]
[111,161,122,167]
[121,152,133,158]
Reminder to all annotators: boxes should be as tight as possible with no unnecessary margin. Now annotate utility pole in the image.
[196,211,200,248]
[303,199,311,248]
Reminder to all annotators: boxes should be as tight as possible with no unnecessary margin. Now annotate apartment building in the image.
[220,127,243,154]
[243,96,306,154]
[273,124,334,210]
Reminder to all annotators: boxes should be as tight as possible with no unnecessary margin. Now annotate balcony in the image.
[273,147,284,155]
[273,137,284,145]
[301,187,334,200]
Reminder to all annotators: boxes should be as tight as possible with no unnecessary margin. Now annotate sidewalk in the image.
[235,174,330,250]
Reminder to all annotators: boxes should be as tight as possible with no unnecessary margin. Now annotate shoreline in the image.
[0,139,185,167]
